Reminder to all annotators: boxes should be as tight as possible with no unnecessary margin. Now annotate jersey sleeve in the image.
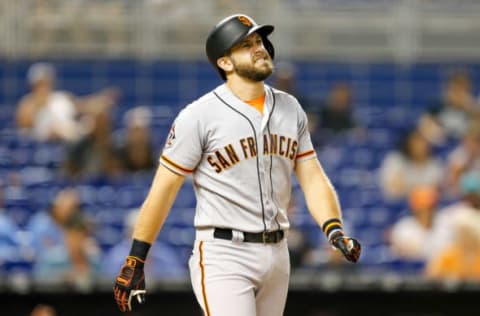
[295,103,316,162]
[160,107,203,175]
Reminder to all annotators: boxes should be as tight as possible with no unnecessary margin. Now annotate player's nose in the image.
[255,44,266,54]
[252,40,266,53]
[253,46,268,58]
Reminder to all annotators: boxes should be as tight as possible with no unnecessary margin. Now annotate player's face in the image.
[228,33,274,82]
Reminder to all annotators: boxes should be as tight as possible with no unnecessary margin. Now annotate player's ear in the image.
[217,56,233,73]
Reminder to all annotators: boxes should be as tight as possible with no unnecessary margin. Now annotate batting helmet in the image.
[206,14,275,80]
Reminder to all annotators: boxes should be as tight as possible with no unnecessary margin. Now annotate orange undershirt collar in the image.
[244,93,265,114]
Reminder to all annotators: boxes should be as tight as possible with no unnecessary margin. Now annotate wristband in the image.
[129,239,151,261]
[322,218,343,241]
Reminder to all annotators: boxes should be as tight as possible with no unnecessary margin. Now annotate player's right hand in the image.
[330,231,361,263]
[113,256,147,312]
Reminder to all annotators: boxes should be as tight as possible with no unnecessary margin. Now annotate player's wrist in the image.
[322,218,344,242]
[129,239,151,263]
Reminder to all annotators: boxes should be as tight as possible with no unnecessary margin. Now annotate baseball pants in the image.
[189,228,290,316]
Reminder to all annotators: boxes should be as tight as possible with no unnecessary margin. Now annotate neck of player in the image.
[226,75,265,101]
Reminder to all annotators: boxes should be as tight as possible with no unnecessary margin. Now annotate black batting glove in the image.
[113,256,147,312]
[329,231,361,263]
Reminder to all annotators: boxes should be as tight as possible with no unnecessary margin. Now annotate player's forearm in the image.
[296,159,342,227]
[133,164,185,244]
[304,171,342,227]
[133,195,171,244]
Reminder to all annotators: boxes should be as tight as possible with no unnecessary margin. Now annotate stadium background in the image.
[1,1,480,315]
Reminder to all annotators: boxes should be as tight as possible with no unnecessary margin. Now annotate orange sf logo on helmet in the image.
[238,16,252,27]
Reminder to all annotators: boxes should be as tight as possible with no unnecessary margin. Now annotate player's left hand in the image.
[330,231,361,263]
[113,256,147,312]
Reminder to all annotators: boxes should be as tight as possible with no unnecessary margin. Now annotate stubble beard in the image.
[232,56,274,82]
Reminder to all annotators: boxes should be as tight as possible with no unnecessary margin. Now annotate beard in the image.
[231,55,274,82]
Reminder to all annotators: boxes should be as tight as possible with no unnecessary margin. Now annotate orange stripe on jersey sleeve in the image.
[296,150,315,160]
[199,241,211,316]
[160,155,194,174]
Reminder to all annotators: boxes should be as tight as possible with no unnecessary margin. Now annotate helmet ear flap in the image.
[263,37,275,60]
[216,57,231,80]
[219,70,227,81]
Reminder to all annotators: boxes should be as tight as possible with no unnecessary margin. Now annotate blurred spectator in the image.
[419,70,480,145]
[0,187,21,261]
[271,61,298,95]
[16,62,118,143]
[425,208,480,281]
[64,111,122,179]
[317,83,357,133]
[446,120,480,196]
[271,61,311,114]
[388,186,441,260]
[309,83,364,147]
[101,209,186,281]
[432,171,480,253]
[30,304,56,316]
[115,106,156,172]
[0,186,19,240]
[28,189,100,290]
[379,128,444,200]
[270,64,365,151]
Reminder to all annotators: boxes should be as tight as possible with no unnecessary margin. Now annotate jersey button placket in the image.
[264,167,275,228]
[262,131,276,231]
[257,129,270,229]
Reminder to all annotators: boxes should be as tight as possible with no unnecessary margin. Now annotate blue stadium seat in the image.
[342,207,367,227]
[19,167,56,186]
[31,143,65,168]
[95,225,124,251]
[173,187,196,208]
[1,255,34,277]
[366,207,394,227]
[114,185,149,208]
[163,226,195,247]
[166,207,195,228]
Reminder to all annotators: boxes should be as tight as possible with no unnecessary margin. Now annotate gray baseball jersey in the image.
[160,83,316,233]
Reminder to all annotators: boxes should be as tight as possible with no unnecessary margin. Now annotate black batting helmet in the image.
[206,14,275,80]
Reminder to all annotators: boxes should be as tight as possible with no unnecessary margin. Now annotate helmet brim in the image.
[226,24,273,54]
[248,24,274,38]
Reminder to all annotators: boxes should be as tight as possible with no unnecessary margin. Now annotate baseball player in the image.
[113,14,361,315]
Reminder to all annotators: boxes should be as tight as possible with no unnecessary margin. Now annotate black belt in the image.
[213,228,284,244]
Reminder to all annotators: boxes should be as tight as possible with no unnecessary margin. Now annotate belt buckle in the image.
[262,231,268,243]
